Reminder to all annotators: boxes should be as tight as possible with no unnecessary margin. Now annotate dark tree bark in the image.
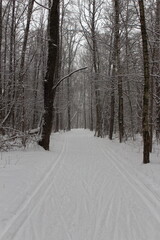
[115,0,124,142]
[154,0,160,141]
[32,29,44,129]
[9,0,16,127]
[39,0,59,150]
[19,0,35,136]
[67,48,71,131]
[109,75,115,140]
[90,84,94,131]
[67,76,71,131]
[3,4,10,116]
[0,1,11,132]
[138,0,150,164]
[109,0,120,140]
[124,0,134,140]
[91,0,102,137]
[0,0,2,120]
[0,0,3,135]
[149,0,160,151]
[83,74,87,129]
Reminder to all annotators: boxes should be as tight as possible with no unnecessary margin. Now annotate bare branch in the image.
[52,67,88,91]
[35,0,50,10]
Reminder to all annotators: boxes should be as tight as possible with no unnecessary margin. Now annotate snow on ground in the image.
[1,129,160,239]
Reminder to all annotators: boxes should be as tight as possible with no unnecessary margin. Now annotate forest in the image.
[0,0,160,164]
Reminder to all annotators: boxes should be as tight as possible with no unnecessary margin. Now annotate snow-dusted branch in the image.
[52,67,88,91]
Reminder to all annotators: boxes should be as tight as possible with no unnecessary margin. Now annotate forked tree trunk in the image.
[138,0,150,164]
[38,0,59,150]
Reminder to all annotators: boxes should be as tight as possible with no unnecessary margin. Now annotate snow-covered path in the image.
[1,129,160,239]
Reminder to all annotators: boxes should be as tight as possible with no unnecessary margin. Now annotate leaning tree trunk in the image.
[138,0,150,164]
[39,0,59,150]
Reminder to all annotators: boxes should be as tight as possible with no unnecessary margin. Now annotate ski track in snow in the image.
[1,129,160,239]
[100,144,160,223]
[0,134,67,240]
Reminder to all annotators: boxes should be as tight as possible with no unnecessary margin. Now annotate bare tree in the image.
[0,0,2,129]
[18,0,35,138]
[8,0,16,127]
[154,0,160,141]
[138,0,150,164]
[39,0,60,150]
[78,0,103,136]
[116,0,124,143]
[109,0,121,140]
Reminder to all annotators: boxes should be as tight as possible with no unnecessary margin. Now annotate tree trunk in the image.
[109,78,115,140]
[115,0,124,142]
[154,0,160,141]
[19,0,35,140]
[83,74,87,129]
[67,77,71,131]
[148,1,160,151]
[109,0,120,140]
[92,0,102,137]
[3,4,10,120]
[90,80,93,131]
[39,0,59,150]
[138,0,150,164]
[9,0,16,127]
[0,0,2,126]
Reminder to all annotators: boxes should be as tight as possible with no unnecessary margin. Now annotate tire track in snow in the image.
[0,135,67,240]
[100,142,160,225]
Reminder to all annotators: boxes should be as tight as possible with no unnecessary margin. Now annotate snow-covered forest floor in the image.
[1,129,160,239]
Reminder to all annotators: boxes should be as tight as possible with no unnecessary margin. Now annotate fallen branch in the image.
[0,135,24,143]
[52,67,88,91]
[0,129,41,151]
